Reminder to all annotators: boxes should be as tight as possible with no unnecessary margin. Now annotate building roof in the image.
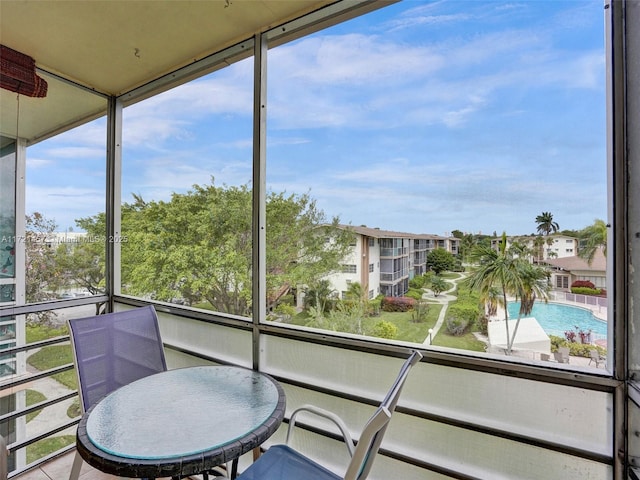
[338,225,457,241]
[543,247,606,272]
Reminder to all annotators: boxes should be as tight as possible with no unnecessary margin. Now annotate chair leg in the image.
[230,458,239,479]
[69,452,83,480]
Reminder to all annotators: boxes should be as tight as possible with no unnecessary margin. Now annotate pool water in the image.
[506,302,607,337]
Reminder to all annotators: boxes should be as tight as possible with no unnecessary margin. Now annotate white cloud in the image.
[26,185,105,229]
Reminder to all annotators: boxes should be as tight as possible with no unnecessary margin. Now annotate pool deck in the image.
[486,294,609,368]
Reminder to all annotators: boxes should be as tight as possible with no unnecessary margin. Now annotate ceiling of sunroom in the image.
[0,0,342,143]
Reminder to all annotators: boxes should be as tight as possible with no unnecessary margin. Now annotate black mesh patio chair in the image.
[68,305,167,480]
[235,350,422,480]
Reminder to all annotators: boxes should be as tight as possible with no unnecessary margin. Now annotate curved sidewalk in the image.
[422,272,467,345]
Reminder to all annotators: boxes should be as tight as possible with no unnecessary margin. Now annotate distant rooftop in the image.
[339,224,457,240]
[543,247,606,272]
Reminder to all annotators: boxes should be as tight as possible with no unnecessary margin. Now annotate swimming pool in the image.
[506,302,607,337]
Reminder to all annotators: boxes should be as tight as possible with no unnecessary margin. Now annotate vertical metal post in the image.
[621,0,640,476]
[252,33,268,371]
[105,96,123,312]
[607,0,631,478]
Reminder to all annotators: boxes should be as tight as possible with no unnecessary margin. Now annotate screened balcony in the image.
[1,1,639,479]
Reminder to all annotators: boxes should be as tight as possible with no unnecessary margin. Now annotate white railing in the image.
[550,291,607,309]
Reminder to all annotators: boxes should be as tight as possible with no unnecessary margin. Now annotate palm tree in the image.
[482,285,503,317]
[535,212,559,236]
[507,261,550,353]
[460,233,476,263]
[467,232,549,354]
[533,235,545,263]
[466,233,521,353]
[578,218,608,265]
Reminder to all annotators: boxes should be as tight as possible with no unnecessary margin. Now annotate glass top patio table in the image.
[76,365,286,478]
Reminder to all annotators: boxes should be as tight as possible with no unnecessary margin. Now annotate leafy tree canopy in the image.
[426,248,455,275]
[578,218,608,265]
[78,180,353,317]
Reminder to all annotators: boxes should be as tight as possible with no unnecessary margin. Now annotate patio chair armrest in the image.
[286,404,356,457]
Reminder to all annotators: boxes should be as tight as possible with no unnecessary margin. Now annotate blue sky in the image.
[26,0,607,237]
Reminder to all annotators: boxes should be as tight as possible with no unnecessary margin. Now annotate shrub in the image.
[367,297,382,317]
[381,296,415,312]
[405,288,424,301]
[409,275,426,289]
[550,334,607,358]
[564,329,577,343]
[571,287,602,296]
[565,326,593,344]
[571,280,595,289]
[448,303,481,326]
[444,303,481,336]
[371,320,398,339]
[477,315,489,335]
[451,258,465,272]
[411,300,430,323]
[445,315,469,336]
[549,335,568,350]
[273,303,296,321]
[430,276,448,297]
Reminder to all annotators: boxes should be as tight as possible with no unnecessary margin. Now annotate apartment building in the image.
[325,226,460,300]
[490,234,578,261]
[544,247,607,291]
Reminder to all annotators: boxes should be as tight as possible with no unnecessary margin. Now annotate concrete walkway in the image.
[421,272,467,345]
[24,350,78,443]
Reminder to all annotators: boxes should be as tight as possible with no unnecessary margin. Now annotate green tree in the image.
[459,233,476,263]
[345,281,364,303]
[430,276,448,297]
[88,181,353,317]
[508,261,550,350]
[55,241,106,314]
[426,248,455,275]
[22,213,66,325]
[535,211,559,236]
[533,235,545,263]
[304,279,337,314]
[25,212,62,305]
[466,232,549,354]
[578,219,608,265]
[481,285,502,317]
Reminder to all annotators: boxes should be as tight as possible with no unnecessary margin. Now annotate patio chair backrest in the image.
[68,305,167,412]
[1,434,7,480]
[344,350,422,480]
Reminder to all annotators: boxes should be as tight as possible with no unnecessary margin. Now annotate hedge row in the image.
[381,296,416,312]
[571,286,604,296]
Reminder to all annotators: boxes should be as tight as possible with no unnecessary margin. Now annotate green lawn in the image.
[27,343,77,390]
[27,436,75,464]
[432,331,487,351]
[26,323,68,343]
[288,304,442,344]
[440,272,463,280]
[26,389,46,422]
[368,305,442,343]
